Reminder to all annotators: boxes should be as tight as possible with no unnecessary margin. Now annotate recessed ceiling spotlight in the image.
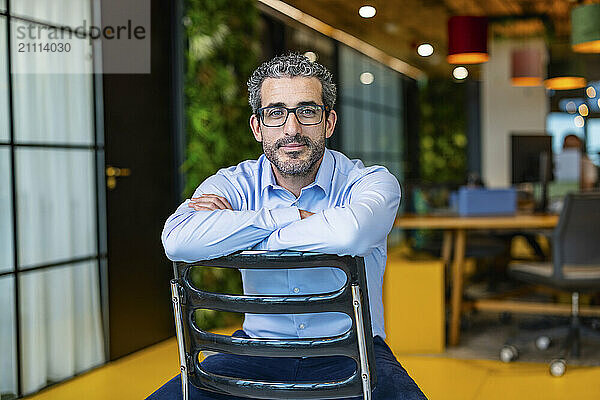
[566,101,577,114]
[360,72,374,85]
[587,86,597,98]
[574,115,585,128]
[579,104,589,117]
[303,51,317,62]
[453,66,468,80]
[417,43,434,57]
[358,5,376,18]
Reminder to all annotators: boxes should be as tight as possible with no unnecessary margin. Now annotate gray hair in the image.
[247,53,337,114]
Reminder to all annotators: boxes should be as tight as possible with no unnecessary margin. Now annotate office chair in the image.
[170,250,377,399]
[499,192,600,376]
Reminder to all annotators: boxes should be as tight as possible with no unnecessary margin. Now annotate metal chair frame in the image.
[170,250,377,400]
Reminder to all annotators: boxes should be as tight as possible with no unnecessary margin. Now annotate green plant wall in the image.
[183,0,261,331]
[419,79,467,183]
[184,0,262,196]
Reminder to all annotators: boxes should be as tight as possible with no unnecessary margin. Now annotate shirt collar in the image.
[311,148,333,195]
[260,155,277,192]
[260,148,334,196]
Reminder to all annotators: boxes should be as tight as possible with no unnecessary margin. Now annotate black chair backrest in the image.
[553,192,600,278]
[170,250,377,400]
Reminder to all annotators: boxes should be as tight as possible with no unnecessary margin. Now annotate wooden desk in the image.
[395,213,559,346]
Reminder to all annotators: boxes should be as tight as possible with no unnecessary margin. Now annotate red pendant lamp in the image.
[447,16,489,64]
[511,48,543,87]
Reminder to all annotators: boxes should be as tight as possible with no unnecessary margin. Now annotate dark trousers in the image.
[147,330,427,400]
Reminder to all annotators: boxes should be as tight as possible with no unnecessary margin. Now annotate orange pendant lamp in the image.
[447,16,489,64]
[511,48,543,87]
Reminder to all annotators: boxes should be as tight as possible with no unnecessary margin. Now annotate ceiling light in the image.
[544,77,587,90]
[417,43,434,57]
[453,66,468,80]
[255,0,424,79]
[511,48,543,87]
[566,101,577,114]
[574,115,585,128]
[571,3,600,53]
[303,51,317,62]
[358,5,376,18]
[360,72,374,85]
[587,86,597,98]
[544,51,587,90]
[447,16,489,64]
[579,104,589,117]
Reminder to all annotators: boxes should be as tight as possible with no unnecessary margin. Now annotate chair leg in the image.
[171,280,189,400]
[549,325,576,377]
[569,293,581,358]
[501,292,600,377]
[549,293,582,377]
[580,324,600,339]
[500,324,568,363]
[182,370,189,400]
[557,320,579,359]
[571,320,581,358]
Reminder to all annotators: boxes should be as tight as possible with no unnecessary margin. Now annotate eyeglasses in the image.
[257,104,328,127]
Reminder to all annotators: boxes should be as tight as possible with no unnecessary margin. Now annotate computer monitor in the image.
[511,134,554,211]
[511,134,554,184]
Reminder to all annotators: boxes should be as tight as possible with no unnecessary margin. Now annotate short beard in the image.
[262,132,325,177]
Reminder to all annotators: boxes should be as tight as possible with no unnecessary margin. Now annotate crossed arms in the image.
[161,171,401,263]
[188,194,315,220]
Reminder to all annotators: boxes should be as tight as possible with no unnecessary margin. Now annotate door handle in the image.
[106,166,131,190]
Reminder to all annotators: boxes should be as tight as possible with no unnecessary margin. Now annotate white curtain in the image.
[0,17,8,142]
[15,148,104,395]
[0,0,106,396]
[0,277,17,396]
[19,262,105,394]
[10,0,91,30]
[0,149,12,272]
[1,13,17,395]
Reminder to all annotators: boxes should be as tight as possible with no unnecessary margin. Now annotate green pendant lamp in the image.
[544,43,587,90]
[571,3,600,53]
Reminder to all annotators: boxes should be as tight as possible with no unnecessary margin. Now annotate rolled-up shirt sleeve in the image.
[255,169,401,256]
[161,174,300,262]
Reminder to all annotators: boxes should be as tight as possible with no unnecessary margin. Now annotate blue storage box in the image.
[451,187,517,216]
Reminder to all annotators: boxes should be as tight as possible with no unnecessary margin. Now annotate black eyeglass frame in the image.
[257,104,330,127]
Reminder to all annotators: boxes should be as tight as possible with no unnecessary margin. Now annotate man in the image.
[562,134,598,190]
[149,53,427,399]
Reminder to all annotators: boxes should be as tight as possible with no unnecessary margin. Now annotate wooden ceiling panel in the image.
[277,0,574,77]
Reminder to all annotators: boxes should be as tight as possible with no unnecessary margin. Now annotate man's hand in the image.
[188,194,233,211]
[299,210,314,219]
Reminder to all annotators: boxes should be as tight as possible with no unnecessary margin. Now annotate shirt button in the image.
[299,323,305,330]
[293,287,300,293]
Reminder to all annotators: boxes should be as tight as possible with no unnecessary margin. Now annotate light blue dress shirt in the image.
[162,148,401,340]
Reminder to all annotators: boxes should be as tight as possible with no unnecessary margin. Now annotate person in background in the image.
[562,134,598,190]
